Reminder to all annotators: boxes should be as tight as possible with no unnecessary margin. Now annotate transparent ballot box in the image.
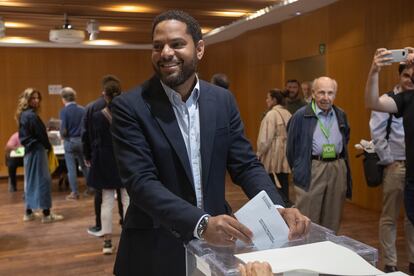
[185,223,378,276]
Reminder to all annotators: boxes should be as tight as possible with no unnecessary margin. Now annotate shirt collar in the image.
[161,75,200,106]
[65,101,76,107]
[314,102,334,117]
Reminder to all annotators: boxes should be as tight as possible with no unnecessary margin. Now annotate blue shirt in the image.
[60,102,85,139]
[369,88,405,165]
[312,104,343,155]
[161,79,203,210]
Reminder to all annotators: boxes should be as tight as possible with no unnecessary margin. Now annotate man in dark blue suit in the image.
[111,10,310,276]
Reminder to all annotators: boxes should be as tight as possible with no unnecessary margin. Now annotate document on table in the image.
[235,241,384,275]
[234,190,289,250]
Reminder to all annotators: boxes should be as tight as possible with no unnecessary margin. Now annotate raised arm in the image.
[365,48,398,113]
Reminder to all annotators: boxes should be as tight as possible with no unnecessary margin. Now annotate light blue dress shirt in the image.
[369,86,405,165]
[161,79,203,209]
[312,104,343,156]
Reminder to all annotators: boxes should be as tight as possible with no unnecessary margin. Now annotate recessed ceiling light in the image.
[207,11,249,17]
[0,36,38,44]
[295,11,301,16]
[0,1,29,7]
[201,27,212,34]
[84,39,121,46]
[104,5,154,13]
[5,22,33,28]
[100,25,132,32]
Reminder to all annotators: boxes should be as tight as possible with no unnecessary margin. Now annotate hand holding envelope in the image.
[234,190,310,250]
[277,207,311,240]
[202,191,310,249]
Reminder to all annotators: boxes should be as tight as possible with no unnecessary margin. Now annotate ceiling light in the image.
[100,25,131,32]
[0,1,29,7]
[201,27,212,34]
[0,36,38,44]
[104,5,154,13]
[0,17,4,37]
[207,11,249,17]
[84,39,121,46]
[5,21,33,28]
[86,19,99,40]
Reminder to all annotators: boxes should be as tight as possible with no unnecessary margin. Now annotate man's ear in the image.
[196,40,205,60]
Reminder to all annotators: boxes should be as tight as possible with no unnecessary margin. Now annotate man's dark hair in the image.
[211,73,230,89]
[286,79,300,86]
[398,63,407,75]
[269,89,286,106]
[152,10,202,44]
[101,75,121,89]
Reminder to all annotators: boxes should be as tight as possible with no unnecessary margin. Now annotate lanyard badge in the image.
[312,101,336,159]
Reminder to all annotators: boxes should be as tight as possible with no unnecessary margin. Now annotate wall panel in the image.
[199,0,414,211]
[0,47,152,173]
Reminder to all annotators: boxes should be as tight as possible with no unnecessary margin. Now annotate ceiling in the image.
[0,0,337,48]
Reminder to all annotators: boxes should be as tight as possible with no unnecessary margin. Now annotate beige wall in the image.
[199,0,414,211]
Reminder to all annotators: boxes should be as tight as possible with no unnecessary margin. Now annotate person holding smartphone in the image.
[365,48,414,274]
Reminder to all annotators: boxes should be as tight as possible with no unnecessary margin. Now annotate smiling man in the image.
[287,76,352,233]
[110,10,310,276]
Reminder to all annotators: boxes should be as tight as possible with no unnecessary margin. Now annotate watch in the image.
[197,216,209,240]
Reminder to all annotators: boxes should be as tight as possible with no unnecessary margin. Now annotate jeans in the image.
[63,137,88,194]
[406,179,414,225]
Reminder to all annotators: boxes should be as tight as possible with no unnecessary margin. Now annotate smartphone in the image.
[386,49,408,63]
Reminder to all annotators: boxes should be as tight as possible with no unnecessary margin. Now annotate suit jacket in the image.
[111,75,283,275]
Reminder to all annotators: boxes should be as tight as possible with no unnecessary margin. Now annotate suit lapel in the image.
[143,76,195,190]
[198,81,217,193]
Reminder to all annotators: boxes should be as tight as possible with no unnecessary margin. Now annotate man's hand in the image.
[202,214,252,246]
[370,48,393,74]
[239,261,273,276]
[278,208,311,240]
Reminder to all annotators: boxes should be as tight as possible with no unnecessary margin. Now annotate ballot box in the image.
[185,223,378,276]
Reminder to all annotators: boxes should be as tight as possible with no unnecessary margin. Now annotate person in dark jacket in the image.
[16,88,63,223]
[87,79,129,254]
[287,76,352,233]
[82,75,125,237]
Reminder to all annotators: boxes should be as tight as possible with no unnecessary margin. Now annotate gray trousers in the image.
[294,159,347,233]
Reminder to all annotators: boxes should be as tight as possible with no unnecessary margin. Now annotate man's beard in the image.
[153,56,197,88]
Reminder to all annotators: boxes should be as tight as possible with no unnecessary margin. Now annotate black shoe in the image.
[409,262,414,274]
[384,265,398,273]
[87,226,103,237]
[8,184,17,192]
[102,240,114,255]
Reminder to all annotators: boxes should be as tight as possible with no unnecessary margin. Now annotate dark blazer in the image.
[111,76,283,276]
[87,110,123,190]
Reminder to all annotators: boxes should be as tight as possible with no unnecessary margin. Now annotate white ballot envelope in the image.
[234,190,289,250]
[235,241,384,275]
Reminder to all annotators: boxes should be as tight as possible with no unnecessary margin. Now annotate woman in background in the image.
[88,80,129,255]
[257,89,292,206]
[16,88,63,223]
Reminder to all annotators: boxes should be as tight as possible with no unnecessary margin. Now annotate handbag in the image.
[362,152,384,187]
[48,148,59,174]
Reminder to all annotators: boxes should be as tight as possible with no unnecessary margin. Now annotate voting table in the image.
[185,223,378,276]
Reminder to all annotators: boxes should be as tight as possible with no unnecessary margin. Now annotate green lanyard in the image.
[311,100,334,140]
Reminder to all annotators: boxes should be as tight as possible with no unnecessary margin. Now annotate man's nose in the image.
[161,44,174,57]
